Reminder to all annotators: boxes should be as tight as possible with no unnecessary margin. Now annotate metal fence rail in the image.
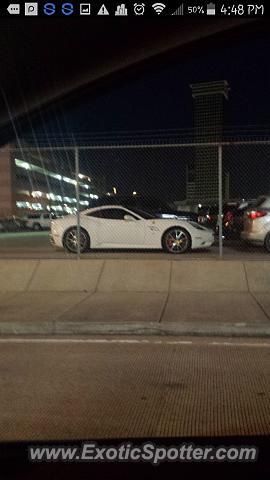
[1,138,269,259]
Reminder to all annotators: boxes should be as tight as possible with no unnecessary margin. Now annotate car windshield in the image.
[141,201,175,212]
[255,196,267,207]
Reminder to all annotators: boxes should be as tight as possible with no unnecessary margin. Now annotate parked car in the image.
[198,201,255,238]
[241,196,270,252]
[89,196,199,223]
[0,216,28,232]
[222,201,255,238]
[198,205,218,229]
[50,205,214,254]
[24,212,57,231]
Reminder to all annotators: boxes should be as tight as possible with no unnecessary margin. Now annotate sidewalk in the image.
[0,258,269,337]
[0,290,270,337]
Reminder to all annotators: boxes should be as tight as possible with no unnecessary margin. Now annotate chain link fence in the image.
[0,138,269,259]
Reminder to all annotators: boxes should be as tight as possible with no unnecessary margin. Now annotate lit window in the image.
[51,205,63,211]
[51,174,62,181]
[31,191,43,198]
[16,201,31,208]
[46,193,56,201]
[63,177,76,185]
[32,203,43,210]
[15,159,31,170]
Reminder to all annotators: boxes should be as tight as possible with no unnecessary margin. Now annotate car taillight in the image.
[248,210,267,220]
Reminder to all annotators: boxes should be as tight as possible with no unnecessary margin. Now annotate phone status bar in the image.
[2,2,267,18]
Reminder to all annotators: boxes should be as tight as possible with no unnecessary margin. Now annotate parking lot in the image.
[0,230,269,260]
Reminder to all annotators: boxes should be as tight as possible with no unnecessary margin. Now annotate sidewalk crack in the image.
[95,260,106,292]
[158,261,172,324]
[243,263,270,323]
[25,260,40,291]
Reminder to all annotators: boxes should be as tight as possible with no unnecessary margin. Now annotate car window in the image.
[86,209,106,218]
[131,208,155,219]
[86,208,137,219]
[43,213,50,219]
[101,208,137,220]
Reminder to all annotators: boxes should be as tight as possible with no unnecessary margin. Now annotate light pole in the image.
[75,147,81,260]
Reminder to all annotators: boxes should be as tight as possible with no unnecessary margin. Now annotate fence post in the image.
[75,146,81,260]
[218,144,223,259]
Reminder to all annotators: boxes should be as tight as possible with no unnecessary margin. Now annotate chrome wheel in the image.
[63,227,89,253]
[163,228,190,254]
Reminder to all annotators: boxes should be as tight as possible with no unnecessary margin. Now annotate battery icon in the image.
[207,3,216,15]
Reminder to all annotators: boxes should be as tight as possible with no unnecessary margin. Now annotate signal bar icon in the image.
[172,3,184,15]
[152,3,166,14]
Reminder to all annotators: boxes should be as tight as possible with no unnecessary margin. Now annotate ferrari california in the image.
[50,205,214,254]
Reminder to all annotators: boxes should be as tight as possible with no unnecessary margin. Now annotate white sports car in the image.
[50,205,214,254]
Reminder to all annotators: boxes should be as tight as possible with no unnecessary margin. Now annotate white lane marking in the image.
[0,338,187,345]
[209,341,270,347]
[0,338,269,348]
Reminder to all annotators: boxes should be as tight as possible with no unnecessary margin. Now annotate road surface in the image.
[0,336,269,441]
[0,231,269,259]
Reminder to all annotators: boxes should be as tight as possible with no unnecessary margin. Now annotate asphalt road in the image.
[0,231,269,259]
[0,336,269,441]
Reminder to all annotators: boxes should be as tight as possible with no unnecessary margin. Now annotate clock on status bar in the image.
[220,4,264,15]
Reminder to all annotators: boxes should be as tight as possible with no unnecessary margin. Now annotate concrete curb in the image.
[0,321,270,337]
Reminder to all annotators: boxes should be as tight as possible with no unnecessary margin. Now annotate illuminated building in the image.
[0,144,102,217]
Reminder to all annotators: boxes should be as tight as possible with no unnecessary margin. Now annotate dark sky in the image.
[29,24,270,135]
[18,22,270,200]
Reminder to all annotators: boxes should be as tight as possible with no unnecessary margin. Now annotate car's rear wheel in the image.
[162,227,191,254]
[63,227,90,253]
[264,233,270,253]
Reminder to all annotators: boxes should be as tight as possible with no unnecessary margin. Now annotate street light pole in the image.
[218,144,223,259]
[75,147,81,260]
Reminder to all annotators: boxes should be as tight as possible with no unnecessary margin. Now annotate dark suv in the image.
[199,201,255,238]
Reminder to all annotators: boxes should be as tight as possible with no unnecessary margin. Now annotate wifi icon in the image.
[152,3,166,14]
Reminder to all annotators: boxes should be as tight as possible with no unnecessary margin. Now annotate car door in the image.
[97,207,145,247]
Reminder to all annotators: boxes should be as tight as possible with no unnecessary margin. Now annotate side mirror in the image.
[124,215,136,222]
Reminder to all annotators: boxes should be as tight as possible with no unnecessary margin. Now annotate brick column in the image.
[0,144,14,217]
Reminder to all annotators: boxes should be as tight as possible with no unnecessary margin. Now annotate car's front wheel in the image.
[264,232,270,253]
[162,227,191,254]
[63,227,90,253]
